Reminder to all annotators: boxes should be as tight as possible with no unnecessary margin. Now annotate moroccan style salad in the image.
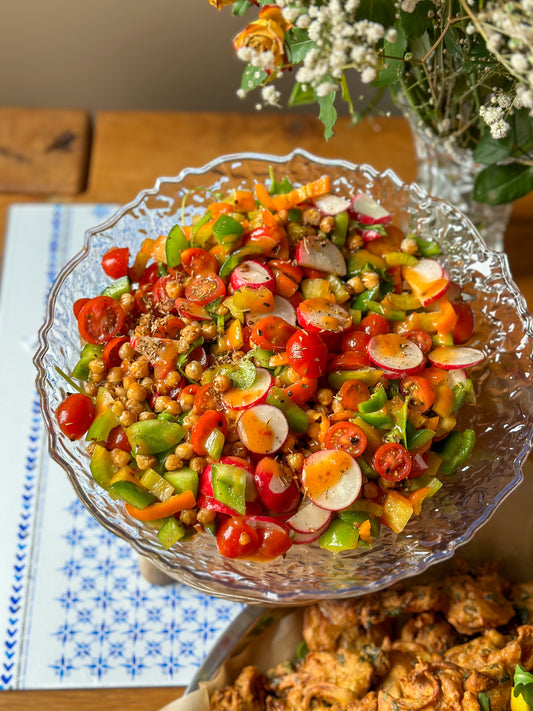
[56,173,483,562]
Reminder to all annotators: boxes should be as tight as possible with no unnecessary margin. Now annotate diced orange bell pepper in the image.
[271,176,331,211]
[358,519,373,544]
[408,486,430,516]
[150,233,168,264]
[432,383,455,418]
[208,202,234,218]
[225,318,244,350]
[255,183,276,210]
[233,285,275,313]
[382,491,414,533]
[128,237,156,282]
[232,190,257,212]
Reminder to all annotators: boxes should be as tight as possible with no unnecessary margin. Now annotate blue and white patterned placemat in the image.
[0,204,243,691]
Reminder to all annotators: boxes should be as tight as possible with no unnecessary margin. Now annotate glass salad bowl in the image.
[34,149,533,605]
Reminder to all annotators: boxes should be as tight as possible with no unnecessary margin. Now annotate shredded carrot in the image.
[233,190,257,212]
[255,183,276,210]
[268,352,290,368]
[329,410,354,423]
[271,176,331,211]
[125,490,196,521]
[208,202,234,218]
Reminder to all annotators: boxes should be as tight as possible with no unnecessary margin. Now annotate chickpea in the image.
[126,399,145,415]
[316,388,334,406]
[174,442,195,460]
[182,413,199,429]
[331,398,345,414]
[111,449,131,468]
[138,411,156,421]
[180,509,197,526]
[286,452,304,472]
[118,342,135,361]
[129,358,150,379]
[230,442,248,458]
[347,233,364,251]
[201,321,217,339]
[164,454,184,471]
[126,382,147,402]
[164,371,181,388]
[181,322,202,343]
[401,237,418,255]
[276,209,289,224]
[302,207,322,226]
[184,360,203,381]
[190,456,207,473]
[164,279,181,299]
[111,400,126,418]
[119,292,135,312]
[153,395,172,413]
[177,338,190,354]
[88,358,107,375]
[122,374,137,390]
[178,391,195,411]
[213,374,231,392]
[197,508,216,525]
[319,216,336,234]
[84,381,98,397]
[107,366,123,383]
[346,276,365,294]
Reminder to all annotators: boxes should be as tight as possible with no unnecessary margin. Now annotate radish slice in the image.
[313,193,351,215]
[237,404,289,455]
[230,260,275,292]
[368,333,424,374]
[286,498,332,534]
[428,346,484,370]
[446,368,467,388]
[295,236,347,276]
[350,193,391,225]
[197,492,261,517]
[301,450,362,511]
[222,367,273,410]
[403,259,450,306]
[246,295,296,326]
[254,457,300,514]
[297,297,352,334]
[361,227,384,242]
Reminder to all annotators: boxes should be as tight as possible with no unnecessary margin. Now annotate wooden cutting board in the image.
[0,107,90,194]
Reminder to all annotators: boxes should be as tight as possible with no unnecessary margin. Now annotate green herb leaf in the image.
[288,81,315,107]
[473,164,533,205]
[232,0,252,16]
[473,131,512,166]
[241,63,268,93]
[317,90,337,141]
[286,27,314,64]
[229,359,257,389]
[375,24,407,88]
[477,691,490,711]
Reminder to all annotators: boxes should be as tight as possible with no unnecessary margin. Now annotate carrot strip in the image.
[255,183,276,210]
[268,352,290,367]
[125,490,196,521]
[271,176,331,211]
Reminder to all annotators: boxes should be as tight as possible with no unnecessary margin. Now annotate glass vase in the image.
[407,120,513,252]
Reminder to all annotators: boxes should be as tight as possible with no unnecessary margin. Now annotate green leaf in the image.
[339,73,354,116]
[473,131,512,166]
[400,1,435,38]
[317,90,337,141]
[241,63,268,93]
[356,0,395,28]
[232,0,252,15]
[288,82,315,106]
[509,107,533,158]
[477,691,490,711]
[513,665,533,706]
[165,224,189,268]
[229,359,257,390]
[285,28,314,64]
[473,163,533,205]
[375,24,407,88]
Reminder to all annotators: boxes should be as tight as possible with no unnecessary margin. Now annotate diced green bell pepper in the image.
[109,480,156,508]
[331,211,349,247]
[327,368,383,389]
[327,274,350,303]
[219,245,266,278]
[204,429,225,461]
[166,224,189,268]
[406,425,435,451]
[90,443,116,490]
[163,467,199,497]
[414,235,441,258]
[266,387,309,433]
[157,517,186,549]
[86,408,120,442]
[339,510,381,538]
[352,285,380,312]
[253,348,275,368]
[72,343,103,381]
[318,518,359,553]
[212,214,244,249]
[435,429,476,475]
[452,378,476,412]
[126,419,185,455]
[101,276,131,300]
[358,408,394,429]
[211,463,247,515]
[358,386,387,414]
[140,467,175,501]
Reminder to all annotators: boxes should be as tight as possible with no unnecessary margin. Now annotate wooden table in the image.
[2,110,533,711]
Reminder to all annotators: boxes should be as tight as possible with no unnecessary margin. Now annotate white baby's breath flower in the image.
[361,67,377,83]
[261,85,281,106]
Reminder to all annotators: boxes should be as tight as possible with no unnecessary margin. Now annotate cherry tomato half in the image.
[107,425,130,452]
[403,329,433,356]
[451,301,475,344]
[184,274,226,306]
[246,517,292,561]
[249,316,297,352]
[373,443,412,482]
[216,517,259,559]
[103,335,129,368]
[73,298,90,320]
[359,313,390,337]
[337,379,370,410]
[152,274,176,310]
[324,422,367,458]
[77,296,126,344]
[327,351,370,372]
[286,330,328,378]
[400,375,436,413]
[101,247,130,279]
[56,393,95,440]
[191,410,228,456]
[181,247,219,276]
[341,330,370,353]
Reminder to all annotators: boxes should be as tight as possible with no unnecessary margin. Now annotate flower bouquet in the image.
[209,0,533,213]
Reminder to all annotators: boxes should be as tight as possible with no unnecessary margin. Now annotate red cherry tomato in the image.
[138,262,160,287]
[103,335,129,368]
[327,351,370,372]
[101,247,130,279]
[246,517,292,561]
[403,329,433,356]
[191,410,228,456]
[184,274,226,306]
[56,393,95,440]
[324,422,367,458]
[152,316,186,339]
[249,316,297,352]
[174,298,211,321]
[286,330,328,378]
[452,301,475,344]
[152,274,176,309]
[341,330,370,353]
[254,458,300,514]
[107,425,130,452]
[337,379,370,410]
[400,375,437,412]
[194,383,219,413]
[216,517,259,559]
[181,248,219,275]
[73,298,90,320]
[282,377,318,407]
[302,266,327,279]
[387,264,403,293]
[77,296,126,344]
[373,443,412,482]
[359,313,390,336]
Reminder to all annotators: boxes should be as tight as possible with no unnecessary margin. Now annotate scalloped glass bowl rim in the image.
[34,149,533,605]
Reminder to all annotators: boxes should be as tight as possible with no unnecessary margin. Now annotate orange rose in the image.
[208,0,236,8]
[233,5,290,67]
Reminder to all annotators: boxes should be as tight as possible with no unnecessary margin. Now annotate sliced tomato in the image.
[246,517,292,561]
[400,375,437,412]
[373,443,412,482]
[101,247,130,279]
[152,316,186,338]
[103,335,129,368]
[267,259,303,284]
[133,283,152,314]
[77,296,126,345]
[215,517,259,559]
[152,274,176,308]
[107,425,130,452]
[138,262,160,287]
[359,313,390,336]
[337,379,370,410]
[174,298,212,321]
[341,330,371,353]
[181,247,219,275]
[302,267,327,279]
[451,301,475,344]
[327,351,370,372]
[249,316,297,352]
[194,383,219,413]
[282,377,318,407]
[324,422,367,458]
[404,329,433,356]
[184,274,226,306]
[286,330,328,378]
[73,298,90,320]
[56,393,95,440]
[191,410,228,456]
